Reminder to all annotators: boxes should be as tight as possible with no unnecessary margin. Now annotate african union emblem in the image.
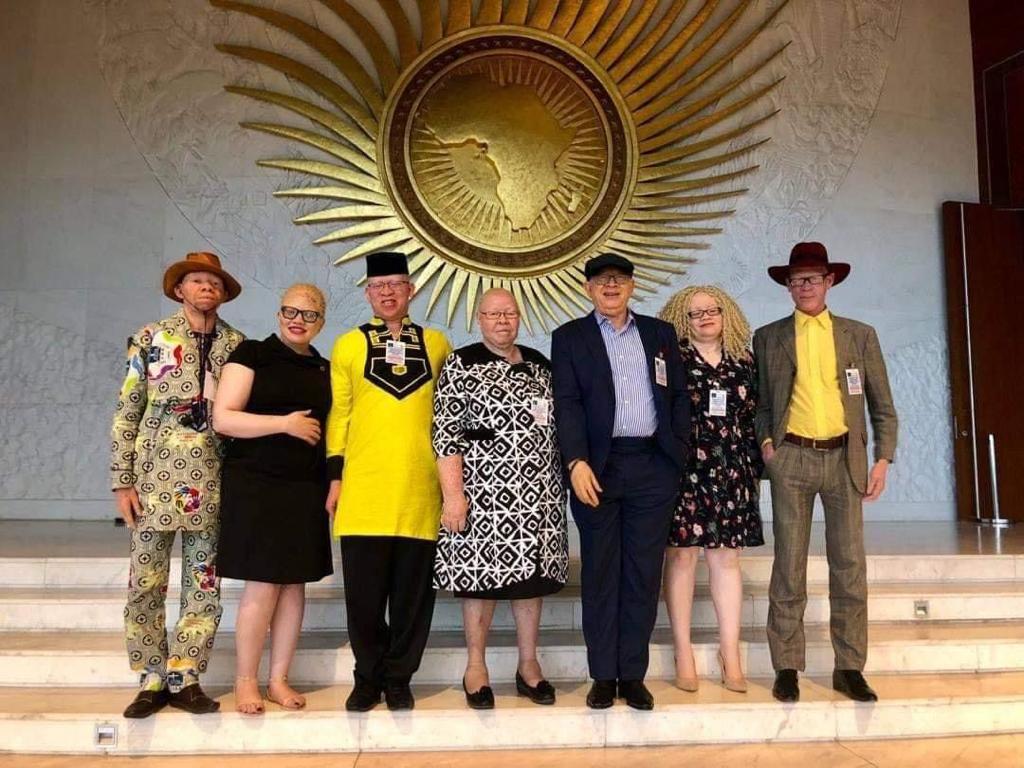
[213,0,788,329]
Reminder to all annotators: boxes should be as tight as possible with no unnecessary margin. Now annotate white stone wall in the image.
[0,0,977,520]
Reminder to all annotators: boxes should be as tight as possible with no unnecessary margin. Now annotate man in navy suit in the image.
[551,253,689,710]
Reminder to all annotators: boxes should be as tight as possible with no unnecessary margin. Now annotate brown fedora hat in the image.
[162,251,242,302]
[768,242,850,286]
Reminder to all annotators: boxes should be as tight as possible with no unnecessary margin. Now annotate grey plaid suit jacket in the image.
[752,313,898,493]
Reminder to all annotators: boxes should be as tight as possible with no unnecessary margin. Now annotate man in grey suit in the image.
[754,242,898,703]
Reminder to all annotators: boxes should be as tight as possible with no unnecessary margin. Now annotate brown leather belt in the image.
[784,432,848,450]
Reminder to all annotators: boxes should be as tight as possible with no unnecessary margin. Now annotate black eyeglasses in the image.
[687,307,722,319]
[787,275,827,288]
[280,306,322,323]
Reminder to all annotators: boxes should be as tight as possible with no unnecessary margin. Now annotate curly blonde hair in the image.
[281,282,327,317]
[659,284,751,361]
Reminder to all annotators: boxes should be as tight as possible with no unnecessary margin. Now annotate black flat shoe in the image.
[772,669,800,702]
[462,677,495,710]
[384,682,415,711]
[617,679,654,711]
[515,671,556,705]
[345,680,381,712]
[586,679,616,709]
[168,683,220,714]
[833,670,878,702]
[123,688,170,719]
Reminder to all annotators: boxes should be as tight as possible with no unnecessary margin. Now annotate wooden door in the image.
[943,202,1024,522]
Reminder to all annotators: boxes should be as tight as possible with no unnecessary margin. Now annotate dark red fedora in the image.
[767,242,850,286]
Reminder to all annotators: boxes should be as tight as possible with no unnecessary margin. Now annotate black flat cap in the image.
[366,251,409,277]
[584,253,635,280]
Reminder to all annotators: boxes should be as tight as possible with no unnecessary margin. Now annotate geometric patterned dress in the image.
[432,343,567,598]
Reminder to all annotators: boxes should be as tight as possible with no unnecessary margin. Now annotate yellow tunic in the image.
[326,317,452,540]
[787,309,848,439]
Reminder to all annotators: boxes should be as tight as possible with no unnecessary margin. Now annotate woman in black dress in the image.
[658,285,764,694]
[214,283,333,714]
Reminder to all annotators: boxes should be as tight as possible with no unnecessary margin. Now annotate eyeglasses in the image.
[787,275,827,288]
[687,307,723,320]
[478,310,520,320]
[591,274,632,287]
[366,279,411,292]
[280,306,322,323]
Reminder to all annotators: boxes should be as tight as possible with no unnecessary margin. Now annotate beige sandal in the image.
[234,675,265,715]
[267,675,306,710]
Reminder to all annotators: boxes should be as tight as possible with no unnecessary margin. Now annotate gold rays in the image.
[213,0,788,330]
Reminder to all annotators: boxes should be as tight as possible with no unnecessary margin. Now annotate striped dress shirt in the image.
[594,311,658,437]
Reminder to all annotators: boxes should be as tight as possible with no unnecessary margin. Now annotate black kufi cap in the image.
[584,252,635,280]
[366,251,410,278]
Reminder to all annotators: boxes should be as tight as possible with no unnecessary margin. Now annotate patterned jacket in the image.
[110,310,244,531]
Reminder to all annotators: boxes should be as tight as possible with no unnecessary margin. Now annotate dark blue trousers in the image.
[571,439,679,681]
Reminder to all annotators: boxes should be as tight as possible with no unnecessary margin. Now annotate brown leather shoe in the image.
[168,683,220,714]
[123,688,170,719]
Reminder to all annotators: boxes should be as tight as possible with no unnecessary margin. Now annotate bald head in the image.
[478,287,518,313]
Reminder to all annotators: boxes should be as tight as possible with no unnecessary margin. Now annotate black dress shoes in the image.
[345,680,381,712]
[384,682,415,711]
[515,672,556,705]
[463,677,495,710]
[123,688,170,719]
[617,679,654,711]
[833,670,878,702]
[168,684,220,714]
[772,669,800,702]
[586,679,616,709]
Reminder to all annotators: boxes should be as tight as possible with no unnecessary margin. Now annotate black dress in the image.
[668,343,765,549]
[217,335,334,583]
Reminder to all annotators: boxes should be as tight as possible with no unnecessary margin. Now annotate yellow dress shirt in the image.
[786,309,847,439]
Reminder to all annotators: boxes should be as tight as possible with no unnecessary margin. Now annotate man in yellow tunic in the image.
[325,252,452,712]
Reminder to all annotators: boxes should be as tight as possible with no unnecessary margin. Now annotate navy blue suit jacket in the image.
[551,311,690,479]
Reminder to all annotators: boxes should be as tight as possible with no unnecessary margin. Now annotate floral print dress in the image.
[668,343,765,549]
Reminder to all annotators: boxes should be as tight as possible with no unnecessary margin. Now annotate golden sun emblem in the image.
[212,0,788,330]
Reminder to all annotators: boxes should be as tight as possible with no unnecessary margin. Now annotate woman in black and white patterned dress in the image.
[432,288,567,710]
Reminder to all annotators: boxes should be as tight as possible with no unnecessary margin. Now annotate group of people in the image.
[110,241,897,719]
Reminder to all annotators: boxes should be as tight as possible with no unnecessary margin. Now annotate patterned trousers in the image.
[124,527,222,691]
[766,442,868,671]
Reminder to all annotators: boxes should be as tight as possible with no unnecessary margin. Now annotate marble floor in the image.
[2,734,1022,767]
[1,519,1022,558]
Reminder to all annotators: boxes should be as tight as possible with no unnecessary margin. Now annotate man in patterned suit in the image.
[111,252,244,718]
[755,242,898,703]
[552,253,690,711]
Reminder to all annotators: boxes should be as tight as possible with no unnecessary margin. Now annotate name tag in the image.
[845,367,863,396]
[529,397,551,426]
[203,371,218,402]
[385,340,407,365]
[708,388,728,417]
[655,356,667,387]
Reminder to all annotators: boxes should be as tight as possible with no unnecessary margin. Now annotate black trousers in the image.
[339,535,437,687]
[570,439,678,681]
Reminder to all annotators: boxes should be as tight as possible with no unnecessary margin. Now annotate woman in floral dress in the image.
[659,285,764,693]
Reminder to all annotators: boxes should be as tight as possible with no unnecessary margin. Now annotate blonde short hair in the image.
[281,283,326,316]
[659,284,751,361]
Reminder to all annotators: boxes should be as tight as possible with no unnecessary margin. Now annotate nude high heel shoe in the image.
[718,651,748,693]
[674,652,699,693]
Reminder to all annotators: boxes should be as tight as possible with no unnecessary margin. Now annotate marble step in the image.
[0,622,1022,688]
[2,551,1021,589]
[2,580,1022,632]
[1,672,1023,753]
